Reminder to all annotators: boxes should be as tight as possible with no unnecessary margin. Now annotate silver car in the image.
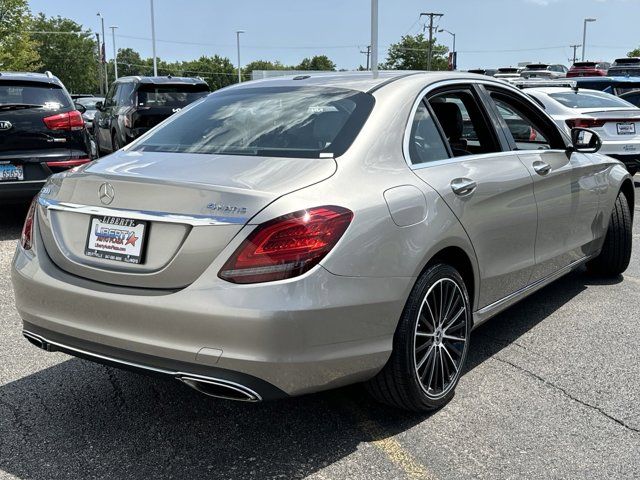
[12,72,634,411]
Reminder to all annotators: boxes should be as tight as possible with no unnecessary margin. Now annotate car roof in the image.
[116,75,209,85]
[224,71,504,93]
[0,71,62,85]
[526,87,605,94]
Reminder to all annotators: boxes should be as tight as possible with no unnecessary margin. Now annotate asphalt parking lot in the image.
[1,183,639,480]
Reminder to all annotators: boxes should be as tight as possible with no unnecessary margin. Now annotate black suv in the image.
[0,71,92,202]
[93,76,210,155]
[607,57,640,77]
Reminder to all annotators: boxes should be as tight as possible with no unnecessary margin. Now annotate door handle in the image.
[450,178,477,196]
[533,160,551,176]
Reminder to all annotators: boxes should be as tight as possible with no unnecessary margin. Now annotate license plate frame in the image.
[617,122,636,135]
[0,163,24,182]
[85,215,148,264]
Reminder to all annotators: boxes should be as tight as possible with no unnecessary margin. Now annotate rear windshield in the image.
[549,90,636,109]
[132,86,375,158]
[137,84,210,108]
[0,81,71,110]
[75,97,103,109]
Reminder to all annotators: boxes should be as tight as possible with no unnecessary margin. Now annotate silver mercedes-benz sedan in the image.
[12,71,634,411]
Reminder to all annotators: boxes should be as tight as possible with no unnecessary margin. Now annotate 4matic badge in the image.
[207,202,247,215]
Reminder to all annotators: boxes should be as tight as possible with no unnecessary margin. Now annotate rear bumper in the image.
[11,228,411,397]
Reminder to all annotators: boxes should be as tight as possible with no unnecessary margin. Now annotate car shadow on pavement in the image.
[0,267,621,479]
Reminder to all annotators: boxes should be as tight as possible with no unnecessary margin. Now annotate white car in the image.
[525,87,640,175]
[520,64,568,79]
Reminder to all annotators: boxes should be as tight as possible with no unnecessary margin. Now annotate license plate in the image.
[0,163,24,181]
[85,216,148,264]
[617,122,636,135]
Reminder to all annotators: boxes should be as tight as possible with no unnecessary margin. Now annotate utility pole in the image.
[371,0,378,78]
[570,44,581,64]
[95,32,103,95]
[420,12,444,71]
[110,26,118,80]
[150,0,158,76]
[97,13,108,92]
[360,45,371,70]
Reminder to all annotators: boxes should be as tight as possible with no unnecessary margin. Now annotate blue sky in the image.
[28,0,640,70]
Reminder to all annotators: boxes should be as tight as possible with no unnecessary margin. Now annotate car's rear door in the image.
[483,85,601,281]
[409,83,538,309]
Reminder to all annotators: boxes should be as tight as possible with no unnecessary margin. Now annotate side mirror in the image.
[95,101,103,111]
[74,103,87,114]
[570,127,602,153]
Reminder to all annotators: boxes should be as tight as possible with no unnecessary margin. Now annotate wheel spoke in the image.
[423,297,437,329]
[442,345,459,374]
[416,332,435,337]
[442,334,465,342]
[443,306,465,332]
[438,282,444,326]
[425,348,437,389]
[438,347,445,391]
[415,338,432,355]
[416,343,435,370]
[442,283,457,323]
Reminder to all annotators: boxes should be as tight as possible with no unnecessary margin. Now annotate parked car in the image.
[493,67,521,79]
[607,57,640,77]
[74,96,104,130]
[567,61,611,78]
[572,76,640,96]
[524,86,640,175]
[520,63,568,79]
[13,72,634,411]
[93,76,210,155]
[468,68,498,77]
[0,71,92,203]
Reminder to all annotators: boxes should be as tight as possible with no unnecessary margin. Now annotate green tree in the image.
[31,14,98,93]
[0,0,40,71]
[110,47,154,77]
[628,47,640,57]
[177,55,236,90]
[382,33,449,71]
[296,55,336,71]
[243,59,290,79]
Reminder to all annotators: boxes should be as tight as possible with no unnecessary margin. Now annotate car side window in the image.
[104,84,117,108]
[428,89,500,157]
[408,101,450,165]
[488,90,565,151]
[116,83,135,107]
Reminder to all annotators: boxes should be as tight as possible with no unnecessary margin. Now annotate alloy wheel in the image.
[413,277,469,400]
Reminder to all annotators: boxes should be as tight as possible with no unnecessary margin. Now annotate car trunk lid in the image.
[37,150,336,289]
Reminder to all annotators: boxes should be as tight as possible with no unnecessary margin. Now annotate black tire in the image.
[366,264,471,412]
[587,192,632,276]
[94,132,102,157]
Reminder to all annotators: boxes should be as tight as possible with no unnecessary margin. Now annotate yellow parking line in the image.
[350,407,437,480]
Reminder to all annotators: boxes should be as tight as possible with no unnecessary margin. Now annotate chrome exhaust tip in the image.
[23,331,51,351]
[178,376,261,402]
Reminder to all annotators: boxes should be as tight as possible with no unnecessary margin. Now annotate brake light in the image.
[20,198,37,250]
[46,158,91,168]
[43,110,84,131]
[565,118,606,129]
[219,206,353,284]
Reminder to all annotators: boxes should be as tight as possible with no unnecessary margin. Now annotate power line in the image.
[420,12,443,71]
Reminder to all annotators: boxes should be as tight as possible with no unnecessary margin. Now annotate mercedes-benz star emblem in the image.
[98,182,115,205]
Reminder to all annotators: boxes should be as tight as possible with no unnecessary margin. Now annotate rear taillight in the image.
[43,110,85,131]
[20,198,37,250]
[219,206,353,284]
[46,158,91,168]
[566,118,606,129]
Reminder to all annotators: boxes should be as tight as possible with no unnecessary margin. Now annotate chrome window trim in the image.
[402,78,568,170]
[37,196,248,226]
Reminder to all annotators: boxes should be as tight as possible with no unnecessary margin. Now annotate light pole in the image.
[371,0,378,78]
[150,0,158,76]
[438,28,456,70]
[581,18,596,61]
[110,26,118,80]
[96,13,108,92]
[236,30,245,83]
